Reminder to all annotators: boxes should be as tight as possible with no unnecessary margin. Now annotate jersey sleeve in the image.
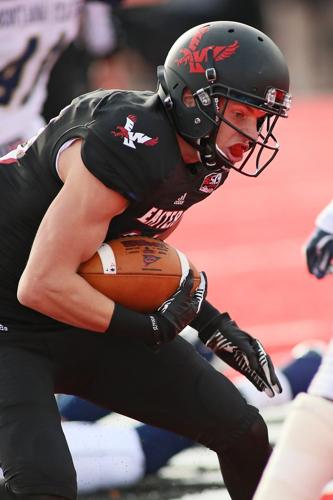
[81,91,178,202]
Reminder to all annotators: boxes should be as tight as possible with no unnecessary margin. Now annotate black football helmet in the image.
[158,21,291,176]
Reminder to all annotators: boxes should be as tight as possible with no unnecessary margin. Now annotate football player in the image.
[254,200,333,500]
[0,1,104,155]
[0,21,290,500]
[0,0,164,156]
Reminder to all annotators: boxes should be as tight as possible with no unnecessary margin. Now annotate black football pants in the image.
[0,330,269,499]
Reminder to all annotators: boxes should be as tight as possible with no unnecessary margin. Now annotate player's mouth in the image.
[227,143,249,163]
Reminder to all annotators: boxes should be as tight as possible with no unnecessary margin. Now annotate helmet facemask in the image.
[192,84,289,177]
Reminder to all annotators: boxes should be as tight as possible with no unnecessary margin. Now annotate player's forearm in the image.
[18,271,114,332]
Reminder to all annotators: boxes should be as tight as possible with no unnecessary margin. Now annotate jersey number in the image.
[0,34,66,106]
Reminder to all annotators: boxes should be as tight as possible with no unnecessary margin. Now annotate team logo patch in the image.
[176,25,240,74]
[199,172,223,193]
[112,114,159,149]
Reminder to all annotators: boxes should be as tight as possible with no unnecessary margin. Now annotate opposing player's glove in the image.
[304,227,333,279]
[109,270,207,349]
[192,301,282,397]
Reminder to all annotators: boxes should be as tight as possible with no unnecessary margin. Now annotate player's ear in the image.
[182,88,196,108]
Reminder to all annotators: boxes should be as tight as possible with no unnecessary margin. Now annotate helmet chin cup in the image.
[157,21,291,176]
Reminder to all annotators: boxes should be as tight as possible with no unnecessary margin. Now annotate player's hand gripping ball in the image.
[78,236,200,312]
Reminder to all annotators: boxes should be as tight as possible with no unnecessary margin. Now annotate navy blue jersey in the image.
[0,89,229,330]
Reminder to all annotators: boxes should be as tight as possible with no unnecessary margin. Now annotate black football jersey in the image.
[0,89,229,330]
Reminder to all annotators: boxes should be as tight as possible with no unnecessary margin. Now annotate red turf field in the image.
[169,95,333,362]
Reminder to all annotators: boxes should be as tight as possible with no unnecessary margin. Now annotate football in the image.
[78,235,200,313]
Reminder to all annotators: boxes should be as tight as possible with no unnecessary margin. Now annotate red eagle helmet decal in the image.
[176,25,240,74]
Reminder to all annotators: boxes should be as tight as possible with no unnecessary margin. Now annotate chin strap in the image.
[197,134,231,172]
[197,136,217,168]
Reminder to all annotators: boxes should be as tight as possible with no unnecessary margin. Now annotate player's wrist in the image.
[198,312,233,346]
[106,303,153,343]
[190,300,221,335]
[107,303,175,348]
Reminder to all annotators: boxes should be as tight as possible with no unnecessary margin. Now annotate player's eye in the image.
[233,110,245,119]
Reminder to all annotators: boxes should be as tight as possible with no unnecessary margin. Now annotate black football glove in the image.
[153,270,207,346]
[109,270,207,349]
[192,301,282,397]
[304,227,333,279]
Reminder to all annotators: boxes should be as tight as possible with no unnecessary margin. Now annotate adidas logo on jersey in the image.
[174,193,187,205]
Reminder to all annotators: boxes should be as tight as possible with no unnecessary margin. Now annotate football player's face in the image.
[216,101,267,164]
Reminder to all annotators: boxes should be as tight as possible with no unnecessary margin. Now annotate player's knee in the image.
[216,413,271,500]
[240,412,270,456]
[195,367,269,455]
[202,408,270,459]
[224,412,271,463]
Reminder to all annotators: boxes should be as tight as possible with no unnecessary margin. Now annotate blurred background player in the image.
[42,0,265,120]
[254,199,333,500]
[1,0,81,153]
[304,199,333,280]
[0,0,166,155]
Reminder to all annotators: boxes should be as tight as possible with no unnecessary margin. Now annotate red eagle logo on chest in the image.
[176,26,240,73]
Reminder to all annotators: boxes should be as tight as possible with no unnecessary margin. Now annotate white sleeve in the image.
[316,200,333,233]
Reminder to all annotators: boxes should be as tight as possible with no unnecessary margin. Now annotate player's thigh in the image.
[0,345,76,498]
[83,336,257,449]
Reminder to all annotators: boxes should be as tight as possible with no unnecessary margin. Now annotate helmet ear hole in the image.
[182,88,196,108]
